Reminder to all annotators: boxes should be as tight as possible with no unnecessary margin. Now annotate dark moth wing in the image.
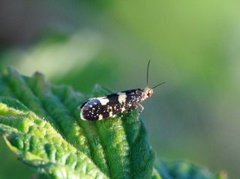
[80,98,104,121]
[80,89,144,121]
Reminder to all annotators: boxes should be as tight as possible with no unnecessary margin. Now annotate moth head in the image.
[143,87,153,100]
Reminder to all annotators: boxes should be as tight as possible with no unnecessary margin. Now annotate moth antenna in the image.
[146,60,151,86]
[152,81,166,89]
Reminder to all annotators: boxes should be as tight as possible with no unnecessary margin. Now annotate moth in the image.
[80,61,165,121]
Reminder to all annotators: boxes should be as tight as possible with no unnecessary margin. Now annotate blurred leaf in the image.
[0,68,154,178]
[154,160,228,179]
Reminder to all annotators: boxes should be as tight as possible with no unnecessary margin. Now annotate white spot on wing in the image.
[80,110,86,120]
[99,114,103,120]
[109,111,113,116]
[98,97,109,105]
[117,92,127,104]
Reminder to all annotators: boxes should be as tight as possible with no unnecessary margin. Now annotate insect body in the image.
[80,61,165,121]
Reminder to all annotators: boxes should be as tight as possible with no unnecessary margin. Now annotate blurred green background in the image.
[0,0,239,178]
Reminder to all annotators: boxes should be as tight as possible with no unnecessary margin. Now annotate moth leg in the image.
[137,103,144,113]
[133,104,144,121]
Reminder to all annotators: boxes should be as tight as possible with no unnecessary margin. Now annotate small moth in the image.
[80,61,165,121]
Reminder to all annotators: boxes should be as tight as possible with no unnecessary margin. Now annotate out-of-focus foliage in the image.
[154,160,228,179]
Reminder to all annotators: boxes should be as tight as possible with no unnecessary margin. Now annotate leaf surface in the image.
[0,68,154,179]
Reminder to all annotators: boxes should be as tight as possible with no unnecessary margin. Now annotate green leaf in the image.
[153,160,228,179]
[0,68,154,178]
